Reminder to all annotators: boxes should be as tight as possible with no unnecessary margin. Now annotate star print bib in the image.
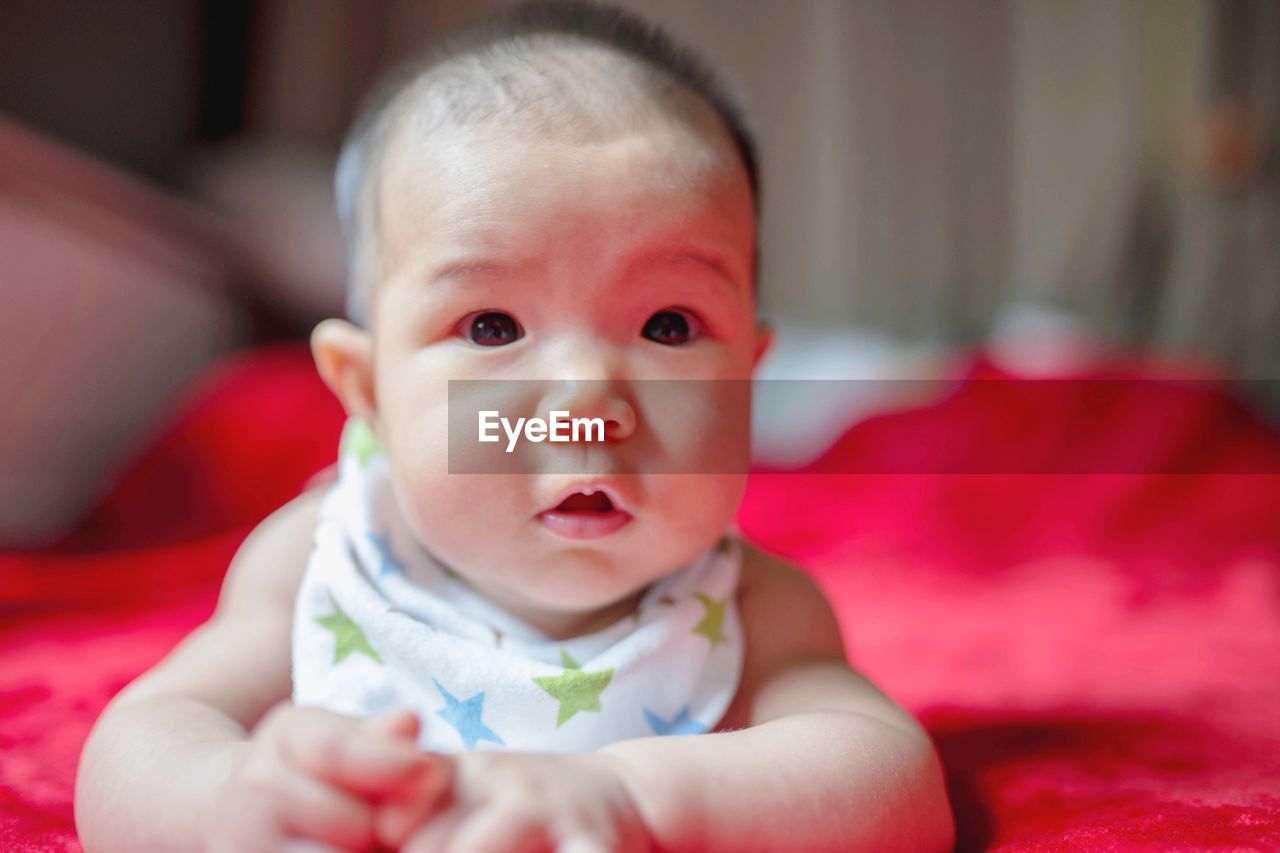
[291,418,745,753]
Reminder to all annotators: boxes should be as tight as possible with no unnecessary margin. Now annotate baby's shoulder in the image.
[735,539,830,616]
[732,538,844,663]
[216,485,329,618]
[715,538,846,729]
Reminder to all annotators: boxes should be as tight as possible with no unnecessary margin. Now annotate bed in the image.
[3,343,1278,851]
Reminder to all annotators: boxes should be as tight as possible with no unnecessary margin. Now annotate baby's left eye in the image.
[641,309,700,346]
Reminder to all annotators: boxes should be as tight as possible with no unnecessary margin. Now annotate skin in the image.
[75,92,954,852]
[353,112,761,636]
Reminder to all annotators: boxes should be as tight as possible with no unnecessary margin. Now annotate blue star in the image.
[433,678,505,749]
[643,706,706,736]
[365,530,407,576]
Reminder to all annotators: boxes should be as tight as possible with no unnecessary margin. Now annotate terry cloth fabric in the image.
[291,418,745,753]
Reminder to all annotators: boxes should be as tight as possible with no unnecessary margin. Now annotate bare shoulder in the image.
[725,538,922,730]
[215,483,330,617]
[712,540,843,729]
[109,485,329,723]
[735,538,845,664]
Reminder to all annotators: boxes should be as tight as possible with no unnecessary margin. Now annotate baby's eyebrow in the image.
[427,259,516,286]
[626,246,740,290]
[424,247,742,290]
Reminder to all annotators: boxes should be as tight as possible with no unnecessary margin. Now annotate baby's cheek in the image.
[404,470,495,528]
[633,379,750,475]
[650,473,745,550]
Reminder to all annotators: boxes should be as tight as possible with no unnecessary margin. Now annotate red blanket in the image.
[3,344,1278,851]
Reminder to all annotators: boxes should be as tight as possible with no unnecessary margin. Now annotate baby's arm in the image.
[75,489,448,852]
[393,545,954,852]
[598,545,955,852]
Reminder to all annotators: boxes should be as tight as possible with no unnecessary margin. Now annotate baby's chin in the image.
[512,549,666,606]
[456,546,674,620]
[431,573,639,641]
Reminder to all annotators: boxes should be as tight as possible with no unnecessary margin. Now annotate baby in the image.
[76,2,952,851]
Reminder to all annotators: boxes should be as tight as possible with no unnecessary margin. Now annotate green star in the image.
[532,649,613,727]
[315,594,382,665]
[340,419,383,466]
[691,592,728,648]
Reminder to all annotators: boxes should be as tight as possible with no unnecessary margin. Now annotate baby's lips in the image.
[540,480,631,516]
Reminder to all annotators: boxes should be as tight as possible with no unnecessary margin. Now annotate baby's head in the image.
[313,0,769,636]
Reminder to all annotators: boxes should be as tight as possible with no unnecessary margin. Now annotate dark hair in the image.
[336,0,759,324]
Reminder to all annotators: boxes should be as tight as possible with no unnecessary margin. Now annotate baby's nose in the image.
[542,379,636,442]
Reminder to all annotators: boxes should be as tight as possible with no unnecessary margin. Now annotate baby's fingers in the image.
[444,806,552,853]
[375,784,458,852]
[363,708,422,742]
[277,844,345,853]
[372,749,457,848]
[400,806,469,853]
[555,836,612,853]
[213,758,375,853]
[274,766,378,849]
[280,708,445,798]
[360,713,456,815]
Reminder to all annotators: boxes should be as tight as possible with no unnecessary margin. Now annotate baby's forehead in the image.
[343,34,758,323]
[384,111,737,197]
[374,60,753,245]
[377,121,752,265]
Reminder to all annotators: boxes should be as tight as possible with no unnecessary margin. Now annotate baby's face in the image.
[362,117,762,633]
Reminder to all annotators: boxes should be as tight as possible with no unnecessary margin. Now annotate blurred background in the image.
[1,0,1277,545]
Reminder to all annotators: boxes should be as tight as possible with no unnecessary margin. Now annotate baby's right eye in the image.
[462,311,523,346]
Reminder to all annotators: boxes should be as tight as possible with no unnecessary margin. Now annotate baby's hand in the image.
[397,751,648,853]
[203,703,451,853]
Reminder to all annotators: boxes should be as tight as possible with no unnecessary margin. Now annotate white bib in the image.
[291,419,745,753]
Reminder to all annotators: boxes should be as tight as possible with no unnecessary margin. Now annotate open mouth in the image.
[537,487,632,540]
[554,490,616,513]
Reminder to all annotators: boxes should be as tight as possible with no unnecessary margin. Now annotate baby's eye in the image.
[464,311,523,346]
[641,309,700,346]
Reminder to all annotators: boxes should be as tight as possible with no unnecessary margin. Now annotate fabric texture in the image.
[292,418,744,752]
[2,343,1279,851]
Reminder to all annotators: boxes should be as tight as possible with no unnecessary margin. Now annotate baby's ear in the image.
[312,319,378,425]
[751,320,774,371]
